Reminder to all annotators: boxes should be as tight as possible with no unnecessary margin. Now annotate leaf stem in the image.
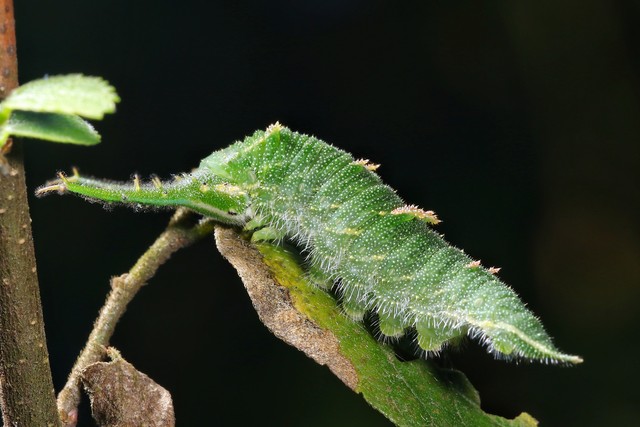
[56,209,215,426]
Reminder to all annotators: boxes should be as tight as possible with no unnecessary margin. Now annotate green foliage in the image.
[0,74,118,149]
[256,241,539,427]
[2,74,119,119]
[2,111,100,146]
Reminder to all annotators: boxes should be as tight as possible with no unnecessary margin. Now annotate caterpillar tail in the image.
[410,314,584,364]
[36,168,251,225]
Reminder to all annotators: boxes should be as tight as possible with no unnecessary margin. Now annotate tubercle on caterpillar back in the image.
[37,123,583,365]
[352,158,380,171]
[390,204,441,225]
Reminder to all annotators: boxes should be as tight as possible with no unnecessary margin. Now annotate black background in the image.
[13,1,640,426]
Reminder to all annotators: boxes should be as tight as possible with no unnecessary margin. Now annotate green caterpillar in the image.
[37,123,582,364]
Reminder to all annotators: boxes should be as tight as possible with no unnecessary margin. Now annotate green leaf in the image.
[255,241,538,427]
[1,111,100,146]
[2,74,119,119]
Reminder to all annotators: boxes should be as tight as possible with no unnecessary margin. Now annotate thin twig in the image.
[56,209,215,426]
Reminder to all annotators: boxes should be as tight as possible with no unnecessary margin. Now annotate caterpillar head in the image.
[36,166,252,226]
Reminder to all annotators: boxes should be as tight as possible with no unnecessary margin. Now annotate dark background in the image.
[12,1,639,426]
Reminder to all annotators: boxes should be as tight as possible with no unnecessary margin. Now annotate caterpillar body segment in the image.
[38,123,582,364]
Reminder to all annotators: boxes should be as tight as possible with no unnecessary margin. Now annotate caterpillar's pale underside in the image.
[37,123,582,364]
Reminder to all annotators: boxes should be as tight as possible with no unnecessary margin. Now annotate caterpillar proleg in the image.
[37,123,582,364]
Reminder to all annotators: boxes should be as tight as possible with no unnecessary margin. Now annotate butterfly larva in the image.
[37,123,582,364]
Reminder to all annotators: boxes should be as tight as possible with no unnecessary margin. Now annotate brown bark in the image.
[0,1,60,425]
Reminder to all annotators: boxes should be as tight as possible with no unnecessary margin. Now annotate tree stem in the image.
[56,209,214,426]
[0,1,61,425]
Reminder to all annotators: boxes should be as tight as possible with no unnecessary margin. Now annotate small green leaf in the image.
[1,111,100,146]
[2,74,119,119]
